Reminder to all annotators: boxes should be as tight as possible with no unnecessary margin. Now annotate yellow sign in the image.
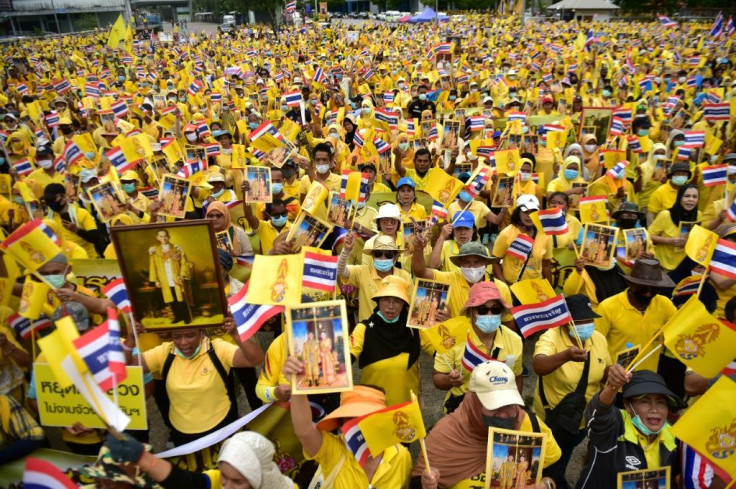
[34,364,148,430]
[72,259,122,296]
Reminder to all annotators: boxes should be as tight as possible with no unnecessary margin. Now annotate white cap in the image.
[207,172,226,183]
[293,76,303,84]
[483,96,493,104]
[256,78,265,85]
[516,194,540,212]
[218,432,294,489]
[469,360,524,411]
[374,202,401,221]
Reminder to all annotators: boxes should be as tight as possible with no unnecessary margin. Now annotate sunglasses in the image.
[372,251,396,259]
[476,305,504,315]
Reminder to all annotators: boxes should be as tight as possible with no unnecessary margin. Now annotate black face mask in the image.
[630,287,655,307]
[618,218,638,229]
[47,200,64,212]
[482,415,516,430]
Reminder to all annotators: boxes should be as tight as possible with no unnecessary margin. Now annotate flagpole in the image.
[567,322,584,350]
[695,266,709,299]
[451,199,474,226]
[411,391,432,474]
[627,343,663,373]
[126,311,142,366]
[624,331,663,372]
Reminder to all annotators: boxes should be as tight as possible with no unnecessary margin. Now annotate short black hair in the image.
[43,183,66,200]
[725,296,736,323]
[313,142,332,159]
[414,148,431,161]
[265,199,286,215]
[549,191,569,205]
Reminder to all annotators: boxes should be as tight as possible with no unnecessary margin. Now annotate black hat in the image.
[612,201,645,222]
[36,145,54,157]
[565,294,600,322]
[623,370,686,410]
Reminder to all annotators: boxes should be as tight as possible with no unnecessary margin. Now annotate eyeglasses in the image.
[372,251,396,259]
[476,305,504,315]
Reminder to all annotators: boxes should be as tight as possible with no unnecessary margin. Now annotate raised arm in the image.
[282,355,323,457]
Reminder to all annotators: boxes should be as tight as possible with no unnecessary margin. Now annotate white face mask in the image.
[316,164,330,174]
[38,159,53,169]
[728,165,736,175]
[185,133,197,142]
[520,172,532,182]
[461,266,486,284]
[223,148,232,155]
[584,144,596,153]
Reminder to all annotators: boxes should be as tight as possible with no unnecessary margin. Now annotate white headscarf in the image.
[217,432,293,489]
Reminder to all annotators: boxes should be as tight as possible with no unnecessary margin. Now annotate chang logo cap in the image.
[469,360,524,411]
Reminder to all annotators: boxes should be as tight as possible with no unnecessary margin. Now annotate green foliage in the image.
[74,14,99,31]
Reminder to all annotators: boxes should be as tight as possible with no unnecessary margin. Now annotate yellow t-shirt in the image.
[649,210,702,272]
[307,431,412,489]
[595,291,677,372]
[26,168,65,199]
[343,265,414,322]
[431,269,512,321]
[532,328,611,428]
[48,204,98,257]
[298,172,342,196]
[143,338,238,433]
[447,200,491,229]
[647,183,679,217]
[254,219,291,254]
[492,225,553,283]
[404,167,444,192]
[434,324,523,400]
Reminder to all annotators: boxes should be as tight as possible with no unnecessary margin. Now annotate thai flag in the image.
[249,121,278,142]
[687,75,698,88]
[673,275,704,298]
[105,147,134,173]
[102,278,132,313]
[72,309,127,391]
[210,93,222,104]
[676,146,692,161]
[536,207,569,235]
[53,78,72,94]
[435,43,451,55]
[283,90,302,108]
[285,0,297,12]
[627,136,642,154]
[426,125,438,141]
[313,67,327,84]
[23,457,77,489]
[203,143,221,157]
[374,137,391,154]
[121,55,132,64]
[704,103,731,122]
[111,100,129,118]
[236,255,254,269]
[657,14,678,28]
[45,112,60,128]
[465,167,490,199]
[456,74,469,85]
[710,12,724,37]
[542,72,553,83]
[723,360,736,378]
[63,141,84,165]
[705,92,722,104]
[506,234,535,261]
[461,335,494,372]
[228,282,284,342]
[511,294,572,339]
[682,132,705,150]
[363,68,375,81]
[374,108,398,130]
[612,108,632,125]
[12,158,33,176]
[274,72,284,83]
[477,146,495,165]
[584,29,599,51]
[727,198,736,223]
[0,130,8,146]
[639,78,652,92]
[507,111,527,124]
[341,416,370,468]
[54,156,66,174]
[687,56,701,67]
[607,160,630,179]
[9,314,32,340]
[147,73,157,84]
[431,200,448,223]
[711,239,736,279]
[196,122,210,138]
[16,83,28,95]
[85,83,100,98]
[468,116,485,132]
[530,61,541,72]
[188,79,203,95]
[681,443,732,489]
[550,44,562,55]
[727,16,735,36]
[177,160,207,178]
[303,251,338,292]
[359,173,370,203]
[609,117,625,136]
[383,92,395,105]
[406,120,415,136]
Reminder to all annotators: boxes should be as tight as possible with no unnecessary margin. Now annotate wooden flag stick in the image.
[568,322,584,350]
[627,343,663,373]
[625,331,663,372]
[695,266,709,299]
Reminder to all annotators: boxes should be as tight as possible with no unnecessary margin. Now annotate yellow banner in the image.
[510,279,556,305]
[72,259,122,296]
[248,254,303,306]
[684,224,717,267]
[34,364,147,430]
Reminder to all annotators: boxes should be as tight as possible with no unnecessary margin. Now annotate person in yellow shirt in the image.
[51,117,74,155]
[394,148,456,192]
[428,211,482,273]
[26,145,64,199]
[43,183,100,257]
[594,259,676,373]
[708,226,736,320]
[547,192,582,278]
[448,173,505,229]
[395,177,427,221]
[297,143,342,203]
[646,162,691,224]
[119,170,152,223]
[637,143,669,213]
[546,156,588,204]
[414,360,562,488]
[243,198,292,255]
[533,295,611,480]
[588,166,638,212]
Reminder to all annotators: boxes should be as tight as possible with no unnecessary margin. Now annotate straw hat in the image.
[362,234,399,255]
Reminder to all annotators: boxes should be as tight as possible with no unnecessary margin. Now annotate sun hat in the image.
[623,370,686,410]
[372,275,410,305]
[460,282,511,316]
[612,201,645,221]
[622,258,675,288]
[120,170,139,181]
[449,241,495,265]
[373,203,401,222]
[362,234,399,255]
[79,169,98,184]
[469,360,524,411]
[316,385,387,431]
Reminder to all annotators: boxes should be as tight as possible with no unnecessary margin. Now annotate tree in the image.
[74,13,99,31]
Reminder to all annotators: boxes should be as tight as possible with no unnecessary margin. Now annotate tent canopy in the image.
[547,0,619,9]
[410,7,438,23]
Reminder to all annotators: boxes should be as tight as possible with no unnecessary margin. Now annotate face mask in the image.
[539,139,547,147]
[629,411,664,436]
[638,129,649,137]
[175,343,202,360]
[38,159,53,169]
[122,183,136,193]
[271,215,288,227]
[377,311,400,324]
[223,148,232,155]
[584,144,596,153]
[727,165,736,175]
[329,131,339,139]
[43,274,66,288]
[573,322,595,341]
[602,90,611,97]
[449,95,457,101]
[471,88,478,93]
[212,188,225,198]
[13,196,23,205]
[673,139,686,148]
[517,172,531,182]
[618,218,638,229]
[482,415,516,430]
[564,169,579,180]
[678,76,686,84]
[419,94,427,101]
[271,183,283,194]
[671,175,688,186]
[118,75,126,82]
[281,105,289,112]
[316,164,330,175]
[459,190,473,203]
[461,266,486,284]
[186,133,197,142]
[84,151,95,160]
[249,122,258,130]
[373,258,394,272]
[508,75,516,80]
[179,96,187,103]
[475,314,502,334]
[653,154,666,161]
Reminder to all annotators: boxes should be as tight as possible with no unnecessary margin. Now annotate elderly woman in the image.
[206,200,254,258]
[123,322,264,446]
[576,368,686,489]
[492,195,553,284]
[350,276,433,406]
[415,361,562,489]
[433,282,523,414]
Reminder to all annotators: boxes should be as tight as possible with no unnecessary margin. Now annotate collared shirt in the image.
[620,410,677,469]
[595,290,677,372]
[492,225,553,283]
[254,219,291,254]
[431,269,513,322]
[344,265,413,322]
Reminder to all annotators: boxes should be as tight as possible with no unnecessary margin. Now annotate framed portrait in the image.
[327,192,356,229]
[158,174,192,219]
[402,217,426,256]
[286,300,352,394]
[617,467,670,489]
[581,223,619,268]
[185,145,206,163]
[88,181,127,223]
[421,120,436,138]
[485,427,547,489]
[411,138,428,151]
[615,344,640,367]
[455,108,466,121]
[454,163,473,178]
[215,230,234,254]
[110,220,227,330]
[579,107,614,145]
[245,166,272,203]
[623,228,648,261]
[408,279,450,329]
[442,120,460,149]
[491,176,515,208]
[285,212,334,252]
[676,221,698,252]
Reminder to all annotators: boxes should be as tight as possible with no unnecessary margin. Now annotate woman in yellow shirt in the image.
[395,177,427,221]
[637,143,668,213]
[546,156,588,204]
[580,133,603,181]
[649,184,703,273]
[547,192,582,280]
[428,211,479,272]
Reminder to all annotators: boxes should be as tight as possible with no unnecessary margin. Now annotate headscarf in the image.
[206,201,241,255]
[564,143,583,159]
[359,307,419,370]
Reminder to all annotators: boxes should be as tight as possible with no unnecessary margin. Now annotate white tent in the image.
[547,0,619,20]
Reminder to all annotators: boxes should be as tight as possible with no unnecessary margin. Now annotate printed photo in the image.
[581,223,619,268]
[617,467,670,489]
[327,192,356,229]
[442,120,460,149]
[88,181,126,223]
[402,218,426,256]
[408,279,450,329]
[245,166,272,203]
[486,428,547,489]
[580,107,614,145]
[616,344,641,368]
[111,220,227,330]
[624,228,648,261]
[411,138,428,151]
[286,212,334,252]
[492,176,515,208]
[158,174,192,219]
[185,145,206,163]
[286,300,352,395]
[266,146,295,169]
[215,230,234,255]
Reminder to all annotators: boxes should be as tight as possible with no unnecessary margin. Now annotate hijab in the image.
[206,201,241,255]
[359,306,419,370]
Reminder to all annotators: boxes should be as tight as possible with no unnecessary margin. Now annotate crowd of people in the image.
[2,9,735,489]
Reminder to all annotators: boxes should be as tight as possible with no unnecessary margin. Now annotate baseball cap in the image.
[469,361,524,411]
[565,294,601,322]
[516,194,540,212]
[79,169,98,183]
[452,210,474,229]
[396,177,415,189]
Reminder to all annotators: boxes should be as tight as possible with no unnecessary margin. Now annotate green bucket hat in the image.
[449,241,496,266]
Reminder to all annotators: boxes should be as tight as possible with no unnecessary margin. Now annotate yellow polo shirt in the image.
[48,204,98,257]
[434,324,523,400]
[307,431,412,489]
[532,328,611,428]
[431,269,512,321]
[595,291,677,372]
[492,226,553,283]
[399,202,427,222]
[447,200,491,229]
[143,338,238,434]
[649,210,702,272]
[282,178,301,200]
[255,333,288,403]
[343,265,414,321]
[647,183,679,217]
[254,219,291,254]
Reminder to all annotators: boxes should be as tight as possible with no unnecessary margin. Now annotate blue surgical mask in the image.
[459,190,473,203]
[212,188,225,198]
[373,258,394,272]
[399,142,409,151]
[0,157,5,165]
[118,75,126,82]
[363,107,371,114]
[377,311,400,323]
[43,274,66,288]
[573,322,595,341]
[271,183,283,194]
[175,343,202,359]
[271,215,288,227]
[672,175,688,186]
[13,196,23,205]
[564,169,579,180]
[449,95,457,101]
[638,129,649,137]
[419,93,427,101]
[249,122,258,130]
[475,314,502,334]
[122,183,136,193]
[629,411,664,436]
[602,89,611,97]
[281,105,289,112]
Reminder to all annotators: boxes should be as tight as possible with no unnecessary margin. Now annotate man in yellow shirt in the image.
[243,198,292,255]
[595,259,676,373]
[43,183,100,257]
[26,145,64,199]
[394,147,456,192]
[646,162,691,224]
[297,143,342,201]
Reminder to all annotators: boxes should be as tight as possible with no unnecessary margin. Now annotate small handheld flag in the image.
[701,165,727,187]
[302,250,338,292]
[511,294,572,338]
[23,457,77,489]
[532,208,569,236]
[461,335,494,372]
[506,234,535,261]
[228,282,284,342]
[102,278,132,313]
